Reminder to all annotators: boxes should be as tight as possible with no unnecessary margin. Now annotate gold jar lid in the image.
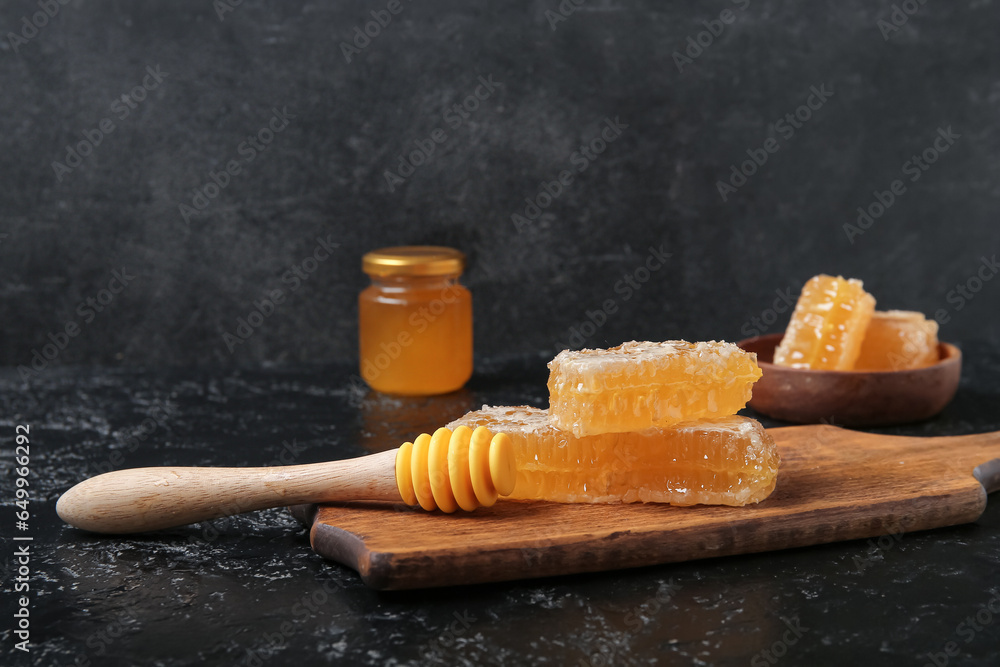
[362,246,466,277]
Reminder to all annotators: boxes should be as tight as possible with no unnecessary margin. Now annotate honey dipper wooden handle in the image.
[56,449,401,534]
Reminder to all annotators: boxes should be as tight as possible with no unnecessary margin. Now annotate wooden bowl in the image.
[737,333,962,427]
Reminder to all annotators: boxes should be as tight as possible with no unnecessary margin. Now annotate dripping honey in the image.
[359,246,473,395]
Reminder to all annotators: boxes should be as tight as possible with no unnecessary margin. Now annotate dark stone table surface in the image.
[2,343,999,666]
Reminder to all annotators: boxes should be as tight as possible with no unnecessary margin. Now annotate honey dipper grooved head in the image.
[447,426,478,512]
[394,426,516,512]
[409,432,435,511]
[489,433,516,496]
[468,426,498,507]
[428,428,459,513]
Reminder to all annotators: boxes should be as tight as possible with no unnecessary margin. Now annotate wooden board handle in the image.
[918,429,1000,495]
[56,449,400,534]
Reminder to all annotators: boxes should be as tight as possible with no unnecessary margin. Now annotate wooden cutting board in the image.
[295,425,1000,590]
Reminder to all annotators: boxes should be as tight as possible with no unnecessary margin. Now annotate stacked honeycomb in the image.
[449,340,778,507]
[448,406,778,506]
[547,340,762,437]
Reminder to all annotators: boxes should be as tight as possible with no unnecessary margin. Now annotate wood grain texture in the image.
[57,449,400,534]
[306,425,1000,590]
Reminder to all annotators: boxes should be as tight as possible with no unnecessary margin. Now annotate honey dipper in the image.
[56,426,516,534]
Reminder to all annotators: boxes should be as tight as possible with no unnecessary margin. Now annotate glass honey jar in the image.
[359,246,473,395]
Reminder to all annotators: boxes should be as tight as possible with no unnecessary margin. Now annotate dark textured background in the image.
[3,355,1000,667]
[3,5,1000,666]
[1,0,998,372]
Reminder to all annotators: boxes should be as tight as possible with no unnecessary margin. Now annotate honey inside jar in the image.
[359,246,473,395]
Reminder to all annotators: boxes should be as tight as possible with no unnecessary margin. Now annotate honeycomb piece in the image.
[547,340,762,437]
[854,310,939,371]
[448,406,779,507]
[773,275,876,370]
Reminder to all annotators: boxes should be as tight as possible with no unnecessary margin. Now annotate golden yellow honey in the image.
[854,310,939,371]
[359,247,472,395]
[449,406,779,506]
[547,340,762,437]
[773,275,876,370]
